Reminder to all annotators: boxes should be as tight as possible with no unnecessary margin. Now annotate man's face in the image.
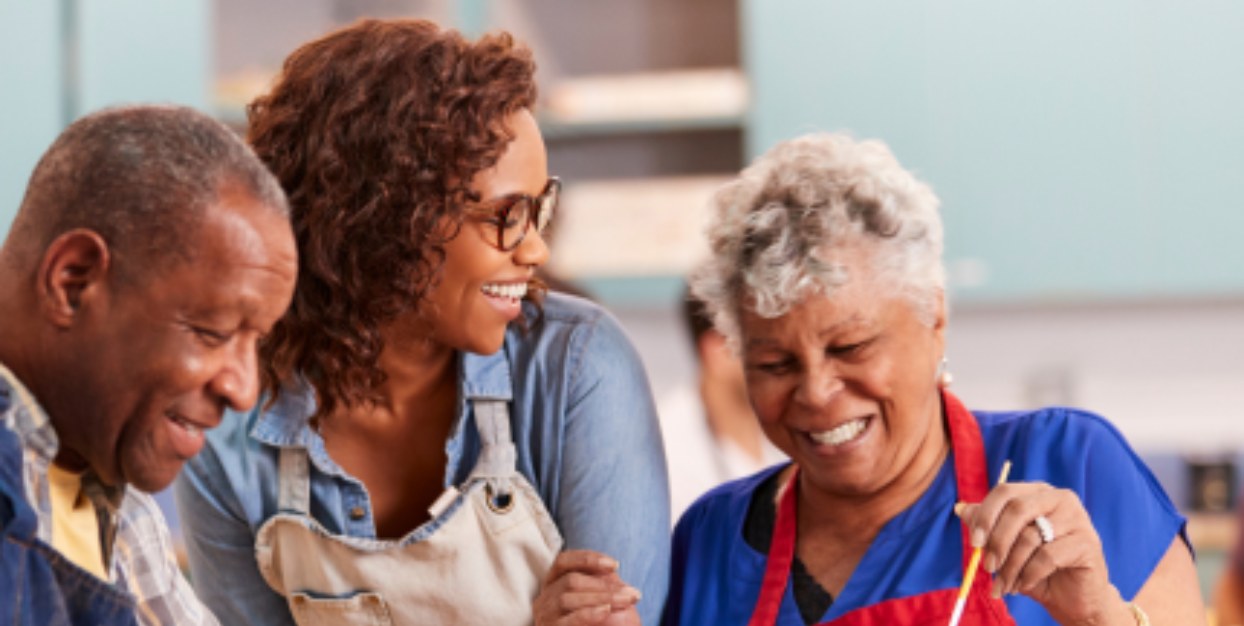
[57,189,297,492]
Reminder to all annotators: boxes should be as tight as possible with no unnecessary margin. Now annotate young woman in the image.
[175,19,668,626]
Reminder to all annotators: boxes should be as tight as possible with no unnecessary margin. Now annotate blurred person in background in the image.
[174,19,668,626]
[0,105,296,625]
[664,133,1206,625]
[659,285,784,521]
[1213,503,1244,625]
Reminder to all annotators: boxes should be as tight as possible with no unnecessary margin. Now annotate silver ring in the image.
[1033,515,1055,544]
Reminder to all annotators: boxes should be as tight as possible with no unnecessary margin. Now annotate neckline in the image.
[747,390,987,626]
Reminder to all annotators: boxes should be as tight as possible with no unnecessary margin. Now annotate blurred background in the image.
[3,0,1243,605]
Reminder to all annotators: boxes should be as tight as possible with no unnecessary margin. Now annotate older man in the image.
[0,105,297,625]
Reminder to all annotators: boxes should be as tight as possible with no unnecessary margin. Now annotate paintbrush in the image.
[948,460,1012,626]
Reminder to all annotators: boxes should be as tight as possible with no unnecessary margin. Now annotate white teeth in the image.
[174,416,200,436]
[810,418,867,446]
[482,283,527,300]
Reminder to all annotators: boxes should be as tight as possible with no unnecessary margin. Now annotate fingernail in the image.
[599,556,619,571]
[983,554,995,574]
[613,587,641,606]
[991,584,1002,599]
[971,528,986,548]
[595,605,611,616]
[953,502,967,517]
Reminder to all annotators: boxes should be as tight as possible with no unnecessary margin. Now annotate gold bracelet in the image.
[1128,602,1150,626]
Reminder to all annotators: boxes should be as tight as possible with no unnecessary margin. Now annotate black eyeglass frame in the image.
[473,177,562,252]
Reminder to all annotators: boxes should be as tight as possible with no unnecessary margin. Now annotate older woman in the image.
[174,19,667,626]
[664,134,1205,625]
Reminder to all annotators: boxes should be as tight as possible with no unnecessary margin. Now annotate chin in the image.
[465,329,508,356]
[122,460,183,494]
[802,461,885,498]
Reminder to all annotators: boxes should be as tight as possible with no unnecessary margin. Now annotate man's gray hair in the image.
[690,133,945,348]
[8,104,288,281]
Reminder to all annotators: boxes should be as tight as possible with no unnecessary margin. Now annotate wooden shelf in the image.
[539,112,745,141]
[1189,513,1237,552]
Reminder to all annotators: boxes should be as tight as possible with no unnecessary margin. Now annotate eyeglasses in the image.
[472,177,561,252]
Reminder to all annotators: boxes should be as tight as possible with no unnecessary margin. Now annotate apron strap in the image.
[747,391,1002,626]
[944,390,988,504]
[942,389,996,597]
[748,468,799,626]
[277,446,312,515]
[467,399,518,487]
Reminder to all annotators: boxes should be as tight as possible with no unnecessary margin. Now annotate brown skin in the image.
[741,255,1205,624]
[318,110,638,626]
[0,187,298,492]
[741,260,949,599]
[960,486,1205,625]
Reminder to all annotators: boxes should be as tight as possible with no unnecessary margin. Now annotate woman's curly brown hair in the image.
[248,18,538,420]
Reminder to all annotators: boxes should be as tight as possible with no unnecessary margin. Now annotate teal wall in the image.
[0,0,209,241]
[77,0,209,114]
[0,1,65,241]
[744,0,1244,304]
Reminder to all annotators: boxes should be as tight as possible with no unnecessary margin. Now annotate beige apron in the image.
[255,400,564,626]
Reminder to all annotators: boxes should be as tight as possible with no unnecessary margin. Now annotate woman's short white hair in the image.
[690,133,945,348]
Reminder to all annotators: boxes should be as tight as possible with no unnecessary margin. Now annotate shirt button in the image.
[349,507,365,520]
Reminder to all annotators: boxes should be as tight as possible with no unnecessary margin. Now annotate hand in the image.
[533,550,642,626]
[958,483,1132,626]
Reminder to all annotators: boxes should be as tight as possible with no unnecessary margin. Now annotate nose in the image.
[514,225,550,268]
[793,362,843,409]
[209,338,261,413]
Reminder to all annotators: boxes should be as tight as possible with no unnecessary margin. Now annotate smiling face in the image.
[421,109,551,356]
[740,258,947,500]
[53,188,297,492]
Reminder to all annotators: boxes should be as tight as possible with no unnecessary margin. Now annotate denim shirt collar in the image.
[248,348,513,478]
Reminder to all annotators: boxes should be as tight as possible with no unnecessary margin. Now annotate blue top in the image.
[174,294,671,625]
[664,407,1188,625]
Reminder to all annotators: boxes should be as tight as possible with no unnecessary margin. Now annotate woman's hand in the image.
[533,550,642,626]
[958,483,1135,626]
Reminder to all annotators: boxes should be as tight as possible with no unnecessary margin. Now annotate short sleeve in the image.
[990,409,1188,602]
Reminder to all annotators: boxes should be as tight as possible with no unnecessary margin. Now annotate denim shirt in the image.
[174,294,671,625]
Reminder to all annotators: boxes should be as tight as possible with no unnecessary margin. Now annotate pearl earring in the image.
[936,357,953,388]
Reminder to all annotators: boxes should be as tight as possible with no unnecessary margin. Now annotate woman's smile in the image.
[804,414,873,450]
[480,279,529,321]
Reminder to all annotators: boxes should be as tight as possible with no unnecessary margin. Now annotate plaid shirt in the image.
[0,362,219,626]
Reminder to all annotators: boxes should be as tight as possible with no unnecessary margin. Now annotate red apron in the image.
[747,391,1018,626]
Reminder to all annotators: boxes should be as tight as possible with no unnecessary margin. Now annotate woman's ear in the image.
[37,229,112,327]
[932,288,947,331]
[930,288,948,358]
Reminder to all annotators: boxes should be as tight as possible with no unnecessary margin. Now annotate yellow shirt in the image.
[46,463,108,580]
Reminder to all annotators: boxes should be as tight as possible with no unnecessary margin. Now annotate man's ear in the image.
[37,229,111,327]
